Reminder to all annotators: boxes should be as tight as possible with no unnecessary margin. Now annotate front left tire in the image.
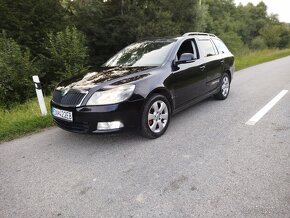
[140,94,171,139]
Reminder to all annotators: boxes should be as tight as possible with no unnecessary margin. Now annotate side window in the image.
[212,38,230,54]
[176,40,197,61]
[198,39,216,58]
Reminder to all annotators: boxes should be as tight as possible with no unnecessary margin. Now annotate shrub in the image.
[251,36,267,50]
[259,24,290,48]
[39,27,89,91]
[0,32,39,108]
[219,31,249,56]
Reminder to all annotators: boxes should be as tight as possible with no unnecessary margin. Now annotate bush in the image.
[251,36,268,50]
[219,31,248,56]
[0,32,39,108]
[259,24,290,48]
[39,27,89,91]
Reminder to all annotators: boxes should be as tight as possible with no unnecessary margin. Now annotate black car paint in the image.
[51,35,234,133]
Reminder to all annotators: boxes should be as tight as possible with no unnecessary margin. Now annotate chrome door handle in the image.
[200,66,206,71]
[220,59,225,64]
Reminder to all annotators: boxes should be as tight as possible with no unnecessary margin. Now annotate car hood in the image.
[57,66,156,90]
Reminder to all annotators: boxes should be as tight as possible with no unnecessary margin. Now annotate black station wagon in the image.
[51,32,234,138]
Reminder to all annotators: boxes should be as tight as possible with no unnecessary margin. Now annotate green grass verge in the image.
[235,48,290,71]
[0,96,53,142]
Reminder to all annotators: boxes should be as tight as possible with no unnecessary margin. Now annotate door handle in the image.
[200,65,206,71]
[220,59,225,64]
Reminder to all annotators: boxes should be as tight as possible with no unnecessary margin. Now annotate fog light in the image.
[97,121,124,130]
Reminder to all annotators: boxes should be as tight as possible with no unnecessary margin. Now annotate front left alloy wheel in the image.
[141,94,171,139]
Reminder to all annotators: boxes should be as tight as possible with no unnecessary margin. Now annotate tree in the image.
[0,32,38,108]
[72,0,204,67]
[0,0,68,56]
[251,36,267,50]
[39,27,89,90]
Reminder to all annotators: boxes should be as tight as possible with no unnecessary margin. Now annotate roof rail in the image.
[182,32,216,37]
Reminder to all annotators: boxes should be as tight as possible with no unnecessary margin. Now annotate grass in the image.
[1,48,290,142]
[235,48,290,71]
[0,96,53,142]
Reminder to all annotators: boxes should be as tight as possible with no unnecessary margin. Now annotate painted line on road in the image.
[246,90,288,126]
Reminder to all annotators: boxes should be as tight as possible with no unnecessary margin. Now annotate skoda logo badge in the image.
[61,88,69,96]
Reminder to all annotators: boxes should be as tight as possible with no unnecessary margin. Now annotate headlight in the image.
[86,84,135,105]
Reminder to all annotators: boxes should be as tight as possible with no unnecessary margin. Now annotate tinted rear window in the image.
[198,39,216,57]
[212,38,230,54]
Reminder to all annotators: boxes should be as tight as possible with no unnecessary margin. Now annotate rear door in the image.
[196,38,224,92]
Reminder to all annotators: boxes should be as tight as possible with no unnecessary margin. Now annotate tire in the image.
[140,94,171,139]
[214,73,231,100]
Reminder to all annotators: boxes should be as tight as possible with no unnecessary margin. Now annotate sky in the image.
[234,0,290,23]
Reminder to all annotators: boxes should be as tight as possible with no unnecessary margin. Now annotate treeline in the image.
[0,0,289,108]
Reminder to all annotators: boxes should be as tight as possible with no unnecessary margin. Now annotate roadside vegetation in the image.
[0,97,52,142]
[236,48,290,70]
[0,0,290,141]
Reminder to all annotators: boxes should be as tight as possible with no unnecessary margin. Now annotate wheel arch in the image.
[146,88,174,113]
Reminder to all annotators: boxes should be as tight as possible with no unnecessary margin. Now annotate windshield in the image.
[103,39,176,67]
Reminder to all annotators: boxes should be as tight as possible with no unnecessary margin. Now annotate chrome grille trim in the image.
[52,90,88,107]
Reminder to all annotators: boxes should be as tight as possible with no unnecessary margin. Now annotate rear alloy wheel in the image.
[214,73,231,100]
[141,94,171,139]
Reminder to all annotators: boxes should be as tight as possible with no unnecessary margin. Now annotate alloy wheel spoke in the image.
[157,120,164,131]
[223,88,228,96]
[152,102,159,113]
[150,120,158,131]
[148,113,155,120]
[159,102,166,113]
[160,113,168,120]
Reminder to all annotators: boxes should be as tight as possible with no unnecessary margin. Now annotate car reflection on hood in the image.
[57,66,156,90]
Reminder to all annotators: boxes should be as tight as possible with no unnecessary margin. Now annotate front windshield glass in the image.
[103,39,176,67]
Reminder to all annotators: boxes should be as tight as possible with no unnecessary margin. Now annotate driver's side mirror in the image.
[172,53,195,70]
[179,53,195,63]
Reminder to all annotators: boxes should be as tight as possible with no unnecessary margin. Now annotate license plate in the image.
[52,107,73,122]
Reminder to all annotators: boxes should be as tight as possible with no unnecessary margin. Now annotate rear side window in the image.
[198,39,216,58]
[212,38,230,54]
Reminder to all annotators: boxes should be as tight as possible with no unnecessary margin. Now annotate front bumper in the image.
[50,100,144,133]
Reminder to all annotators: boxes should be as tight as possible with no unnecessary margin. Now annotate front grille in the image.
[52,90,86,107]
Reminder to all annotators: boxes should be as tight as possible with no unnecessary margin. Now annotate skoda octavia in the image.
[51,32,234,138]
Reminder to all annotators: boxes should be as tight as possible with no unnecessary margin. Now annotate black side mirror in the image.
[172,53,195,71]
[179,53,195,63]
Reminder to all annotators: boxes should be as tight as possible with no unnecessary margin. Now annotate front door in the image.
[167,39,207,108]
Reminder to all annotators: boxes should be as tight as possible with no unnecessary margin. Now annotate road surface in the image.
[1,56,290,217]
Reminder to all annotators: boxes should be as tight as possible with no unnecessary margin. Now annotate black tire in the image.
[140,94,171,139]
[214,73,231,100]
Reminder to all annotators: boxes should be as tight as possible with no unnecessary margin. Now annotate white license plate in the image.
[52,107,73,122]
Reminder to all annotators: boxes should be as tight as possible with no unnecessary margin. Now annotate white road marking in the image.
[246,90,288,126]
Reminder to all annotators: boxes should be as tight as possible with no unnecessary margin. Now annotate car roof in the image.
[137,32,218,42]
[182,32,217,37]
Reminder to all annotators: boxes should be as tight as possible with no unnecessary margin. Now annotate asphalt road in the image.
[1,56,290,218]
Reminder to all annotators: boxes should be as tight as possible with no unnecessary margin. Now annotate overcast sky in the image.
[234,0,290,23]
